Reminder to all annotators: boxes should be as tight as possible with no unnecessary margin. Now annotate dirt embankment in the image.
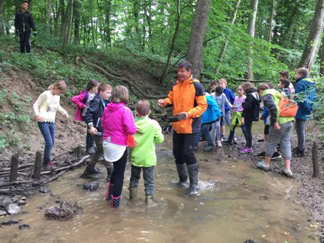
[0,70,88,159]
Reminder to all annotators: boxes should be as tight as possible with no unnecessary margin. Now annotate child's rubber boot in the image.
[129,187,137,200]
[105,183,114,201]
[145,195,154,206]
[111,196,120,208]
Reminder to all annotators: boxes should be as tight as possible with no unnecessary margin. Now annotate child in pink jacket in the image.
[71,80,99,154]
[101,85,136,208]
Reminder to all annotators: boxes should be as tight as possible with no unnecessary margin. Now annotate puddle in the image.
[0,135,316,243]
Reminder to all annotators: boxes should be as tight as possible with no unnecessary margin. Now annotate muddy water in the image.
[1,135,316,243]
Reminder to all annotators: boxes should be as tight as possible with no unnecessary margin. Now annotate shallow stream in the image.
[0,133,317,243]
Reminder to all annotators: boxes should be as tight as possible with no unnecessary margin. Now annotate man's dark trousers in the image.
[19,32,31,53]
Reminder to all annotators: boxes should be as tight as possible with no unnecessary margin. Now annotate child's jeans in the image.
[38,122,55,164]
[86,128,94,149]
[211,119,221,141]
[244,119,253,148]
[195,123,214,147]
[110,150,128,197]
[228,124,247,143]
[129,165,155,196]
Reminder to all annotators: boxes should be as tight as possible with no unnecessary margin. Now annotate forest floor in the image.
[0,68,323,242]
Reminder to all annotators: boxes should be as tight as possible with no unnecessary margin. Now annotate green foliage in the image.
[0,90,31,152]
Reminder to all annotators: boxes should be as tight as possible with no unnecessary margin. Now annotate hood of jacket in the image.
[134,116,151,134]
[106,102,125,112]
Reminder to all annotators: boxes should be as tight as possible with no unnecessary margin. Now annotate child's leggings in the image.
[110,149,128,197]
[245,120,253,148]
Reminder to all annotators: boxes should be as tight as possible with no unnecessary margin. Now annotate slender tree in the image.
[160,0,181,83]
[73,0,80,44]
[298,0,324,70]
[267,0,275,43]
[0,0,4,35]
[215,0,241,75]
[246,0,259,80]
[320,34,324,75]
[186,0,212,78]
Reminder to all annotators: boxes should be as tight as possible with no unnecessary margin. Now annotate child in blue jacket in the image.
[194,95,222,151]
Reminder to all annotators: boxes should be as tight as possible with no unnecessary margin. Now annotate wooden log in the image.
[76,145,82,160]
[0,180,34,188]
[312,142,320,178]
[0,163,34,173]
[33,151,42,180]
[9,154,19,182]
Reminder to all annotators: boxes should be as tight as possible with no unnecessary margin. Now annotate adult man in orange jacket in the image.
[158,61,207,195]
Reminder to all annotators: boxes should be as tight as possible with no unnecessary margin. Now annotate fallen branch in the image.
[0,163,34,173]
[41,155,90,175]
[44,171,67,184]
[0,180,34,188]
[78,57,165,99]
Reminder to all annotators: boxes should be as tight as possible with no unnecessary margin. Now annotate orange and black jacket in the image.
[163,76,207,134]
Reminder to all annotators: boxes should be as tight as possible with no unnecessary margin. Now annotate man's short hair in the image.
[280,80,290,88]
[257,83,270,92]
[279,70,289,80]
[136,100,151,116]
[98,82,112,93]
[296,67,309,77]
[21,1,29,4]
[178,61,192,71]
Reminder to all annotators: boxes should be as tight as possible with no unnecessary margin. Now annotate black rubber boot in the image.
[185,163,199,195]
[80,164,101,179]
[175,163,188,186]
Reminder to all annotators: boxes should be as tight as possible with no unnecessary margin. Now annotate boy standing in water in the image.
[82,83,113,180]
[129,100,164,205]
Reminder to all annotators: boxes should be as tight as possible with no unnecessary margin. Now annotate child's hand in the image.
[241,117,245,125]
[89,126,98,135]
[273,122,281,130]
[158,99,164,107]
[36,115,44,122]
[64,113,70,119]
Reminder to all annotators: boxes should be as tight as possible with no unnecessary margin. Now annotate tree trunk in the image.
[267,0,275,43]
[246,0,259,80]
[59,0,66,38]
[133,0,140,35]
[48,0,52,30]
[105,0,111,48]
[89,0,96,47]
[298,0,324,70]
[215,0,241,75]
[159,0,181,83]
[73,0,80,44]
[67,0,74,43]
[186,0,212,79]
[320,34,324,75]
[0,0,4,35]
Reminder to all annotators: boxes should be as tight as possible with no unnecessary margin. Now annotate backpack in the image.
[278,94,298,117]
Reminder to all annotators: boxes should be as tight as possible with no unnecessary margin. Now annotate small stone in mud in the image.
[45,201,83,221]
[203,159,210,162]
[39,186,51,194]
[17,199,26,206]
[244,240,258,243]
[78,181,99,191]
[8,204,21,215]
[2,220,19,226]
[18,224,30,229]
[0,210,7,216]
[0,196,12,209]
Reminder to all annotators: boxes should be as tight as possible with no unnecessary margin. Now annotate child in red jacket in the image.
[71,80,100,154]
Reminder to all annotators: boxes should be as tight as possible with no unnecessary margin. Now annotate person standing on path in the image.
[158,61,207,195]
[14,1,37,53]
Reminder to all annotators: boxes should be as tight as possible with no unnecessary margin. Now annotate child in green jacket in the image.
[129,100,164,205]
